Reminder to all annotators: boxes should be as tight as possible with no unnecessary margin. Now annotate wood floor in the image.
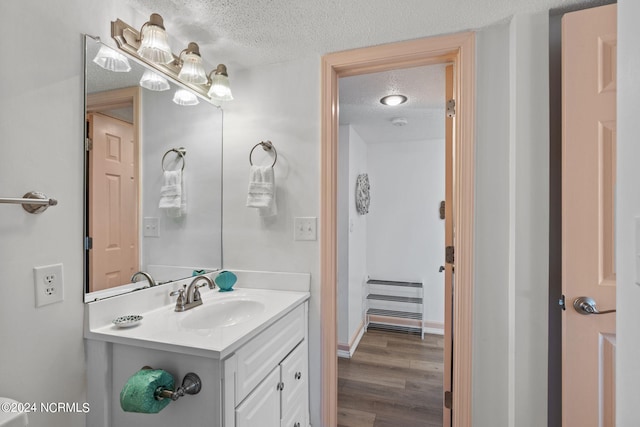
[337,330,444,427]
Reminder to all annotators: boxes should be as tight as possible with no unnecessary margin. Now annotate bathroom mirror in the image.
[83,36,222,302]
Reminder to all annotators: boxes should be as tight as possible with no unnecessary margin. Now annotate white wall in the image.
[141,89,223,278]
[347,126,368,341]
[616,0,640,424]
[0,1,139,426]
[474,19,511,427]
[221,57,321,425]
[367,139,445,324]
[474,13,550,427]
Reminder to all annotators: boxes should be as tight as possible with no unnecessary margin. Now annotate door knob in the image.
[573,296,616,315]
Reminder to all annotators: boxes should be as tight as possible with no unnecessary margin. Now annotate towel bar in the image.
[0,191,58,214]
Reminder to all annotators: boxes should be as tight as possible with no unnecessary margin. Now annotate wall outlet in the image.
[33,263,64,307]
[294,217,317,241]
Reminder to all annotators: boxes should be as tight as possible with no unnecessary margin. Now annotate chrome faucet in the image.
[170,276,216,312]
[131,271,157,288]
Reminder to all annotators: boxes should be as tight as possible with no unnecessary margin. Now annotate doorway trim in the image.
[320,32,475,427]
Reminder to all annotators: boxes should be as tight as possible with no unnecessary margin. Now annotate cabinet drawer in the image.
[236,304,304,403]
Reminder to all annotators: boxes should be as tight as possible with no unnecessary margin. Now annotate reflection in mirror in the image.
[84,36,222,302]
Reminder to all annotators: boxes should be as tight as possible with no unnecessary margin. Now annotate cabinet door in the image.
[280,342,308,427]
[236,367,281,427]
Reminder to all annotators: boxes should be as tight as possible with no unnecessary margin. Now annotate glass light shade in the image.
[93,46,131,72]
[139,70,170,91]
[178,52,207,84]
[208,74,233,101]
[137,24,173,64]
[173,89,199,106]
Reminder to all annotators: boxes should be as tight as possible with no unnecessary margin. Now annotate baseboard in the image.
[368,315,445,336]
[337,320,365,358]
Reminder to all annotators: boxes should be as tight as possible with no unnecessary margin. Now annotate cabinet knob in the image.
[276,381,285,391]
[295,372,302,380]
[294,423,300,427]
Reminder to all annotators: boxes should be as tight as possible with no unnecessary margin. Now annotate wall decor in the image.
[355,173,370,215]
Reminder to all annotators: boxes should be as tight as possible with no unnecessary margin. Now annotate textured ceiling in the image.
[123,0,605,71]
[339,65,446,144]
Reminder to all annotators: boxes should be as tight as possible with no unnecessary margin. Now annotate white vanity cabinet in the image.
[229,304,309,427]
[85,285,310,427]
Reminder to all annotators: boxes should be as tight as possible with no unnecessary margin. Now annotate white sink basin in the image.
[180,299,266,329]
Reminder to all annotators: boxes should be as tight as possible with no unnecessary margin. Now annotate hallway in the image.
[338,330,444,427]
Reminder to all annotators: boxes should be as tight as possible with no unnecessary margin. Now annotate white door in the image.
[562,4,617,427]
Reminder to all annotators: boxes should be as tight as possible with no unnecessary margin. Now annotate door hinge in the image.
[558,294,566,311]
[445,246,455,264]
[444,390,453,409]
[85,236,93,250]
[446,99,456,118]
[439,200,445,220]
[85,138,93,151]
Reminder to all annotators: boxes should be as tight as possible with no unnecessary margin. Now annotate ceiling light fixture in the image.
[207,64,234,102]
[380,94,408,106]
[92,45,131,72]
[173,89,200,106]
[111,14,233,103]
[139,70,170,91]
[136,14,173,64]
[177,42,208,84]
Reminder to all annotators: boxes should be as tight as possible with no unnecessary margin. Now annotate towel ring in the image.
[249,141,277,168]
[162,147,186,172]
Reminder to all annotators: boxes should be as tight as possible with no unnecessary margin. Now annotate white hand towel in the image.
[159,170,187,217]
[246,165,277,217]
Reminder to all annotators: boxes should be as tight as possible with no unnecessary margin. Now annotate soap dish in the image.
[113,315,143,328]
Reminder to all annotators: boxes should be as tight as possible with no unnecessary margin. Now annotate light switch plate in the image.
[294,217,317,241]
[143,217,160,237]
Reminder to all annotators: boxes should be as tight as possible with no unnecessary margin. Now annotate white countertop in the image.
[86,287,309,359]
[84,270,311,359]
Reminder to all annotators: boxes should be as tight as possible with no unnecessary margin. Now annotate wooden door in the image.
[88,113,138,292]
[443,64,454,427]
[562,4,617,427]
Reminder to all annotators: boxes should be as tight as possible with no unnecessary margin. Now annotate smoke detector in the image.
[391,117,408,127]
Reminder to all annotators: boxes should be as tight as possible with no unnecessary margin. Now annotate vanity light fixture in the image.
[92,45,131,72]
[140,70,170,91]
[173,89,200,106]
[111,14,233,103]
[137,13,173,64]
[177,42,208,84]
[207,64,234,101]
[380,94,408,106]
